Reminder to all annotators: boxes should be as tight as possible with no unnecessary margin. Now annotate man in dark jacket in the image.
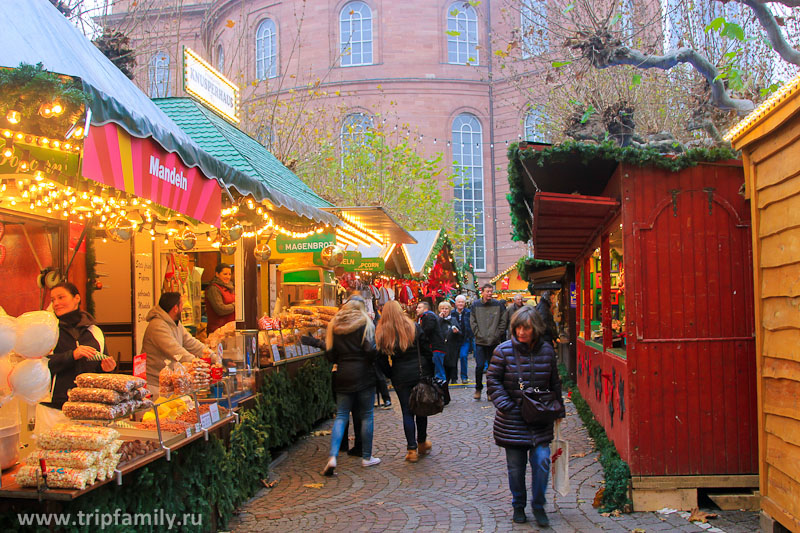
[469,284,508,400]
[535,291,559,347]
[450,294,473,383]
[504,294,524,339]
[416,301,446,381]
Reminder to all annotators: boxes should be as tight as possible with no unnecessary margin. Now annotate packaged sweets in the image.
[171,363,193,395]
[15,465,94,490]
[67,387,129,404]
[189,359,210,389]
[26,449,102,469]
[159,361,174,397]
[52,424,120,441]
[62,401,135,420]
[37,431,112,451]
[132,387,150,400]
[75,374,146,393]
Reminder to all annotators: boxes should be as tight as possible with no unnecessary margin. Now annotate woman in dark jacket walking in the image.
[322,297,381,475]
[376,300,434,463]
[36,282,116,434]
[487,306,565,527]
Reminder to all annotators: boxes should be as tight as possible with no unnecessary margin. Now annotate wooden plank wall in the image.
[622,162,758,477]
[747,117,800,531]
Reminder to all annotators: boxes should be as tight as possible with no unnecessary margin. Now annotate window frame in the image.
[340,1,374,67]
[148,51,171,98]
[524,104,549,143]
[256,18,278,80]
[521,0,548,58]
[446,2,479,65]
[451,113,486,272]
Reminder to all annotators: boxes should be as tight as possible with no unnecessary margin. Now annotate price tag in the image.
[271,344,281,362]
[185,428,192,438]
[284,345,296,358]
[195,423,201,433]
[200,412,212,429]
[209,403,220,423]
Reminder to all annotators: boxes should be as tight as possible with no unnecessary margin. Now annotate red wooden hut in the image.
[508,143,758,510]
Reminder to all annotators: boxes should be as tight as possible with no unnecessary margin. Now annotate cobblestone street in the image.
[228,383,760,533]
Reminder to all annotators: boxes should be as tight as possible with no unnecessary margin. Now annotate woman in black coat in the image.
[322,296,381,475]
[376,300,434,464]
[36,281,116,433]
[487,306,565,527]
[534,291,559,346]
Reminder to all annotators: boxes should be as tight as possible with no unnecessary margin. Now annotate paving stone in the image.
[228,360,759,532]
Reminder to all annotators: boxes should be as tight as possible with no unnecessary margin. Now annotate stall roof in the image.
[0,1,336,225]
[155,99,338,225]
[402,230,441,274]
[322,206,417,245]
[532,192,620,262]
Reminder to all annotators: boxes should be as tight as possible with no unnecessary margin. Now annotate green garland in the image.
[507,140,740,243]
[85,226,97,317]
[1,357,335,532]
[515,256,566,281]
[0,63,88,140]
[559,364,632,513]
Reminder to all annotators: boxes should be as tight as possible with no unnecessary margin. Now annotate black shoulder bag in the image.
[514,353,563,426]
[408,340,446,417]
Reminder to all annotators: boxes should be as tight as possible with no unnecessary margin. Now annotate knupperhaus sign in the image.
[276,232,336,253]
[183,47,239,123]
[81,123,222,227]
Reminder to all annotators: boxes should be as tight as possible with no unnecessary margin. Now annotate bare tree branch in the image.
[568,33,755,113]
[739,0,800,66]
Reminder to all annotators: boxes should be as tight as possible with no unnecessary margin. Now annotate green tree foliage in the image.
[296,125,461,240]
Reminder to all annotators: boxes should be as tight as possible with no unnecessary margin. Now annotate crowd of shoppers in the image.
[320,287,562,526]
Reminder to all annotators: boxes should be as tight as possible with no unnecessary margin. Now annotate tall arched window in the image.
[521,0,548,58]
[452,113,485,271]
[256,19,277,79]
[340,2,373,66]
[447,2,479,65]
[217,44,225,72]
[148,51,171,98]
[524,105,549,143]
[340,112,373,153]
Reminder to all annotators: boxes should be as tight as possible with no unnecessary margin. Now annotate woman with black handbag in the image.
[487,306,565,527]
[375,300,434,463]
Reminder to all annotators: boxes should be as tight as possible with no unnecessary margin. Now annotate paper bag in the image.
[550,423,570,496]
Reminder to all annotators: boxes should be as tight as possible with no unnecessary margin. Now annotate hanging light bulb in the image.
[6,110,21,124]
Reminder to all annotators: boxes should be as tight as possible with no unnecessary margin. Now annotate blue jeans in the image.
[394,383,428,449]
[432,350,446,381]
[505,444,551,510]
[329,387,375,459]
[474,344,497,391]
[459,341,470,381]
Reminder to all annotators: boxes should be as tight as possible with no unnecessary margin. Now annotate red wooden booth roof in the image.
[532,192,620,261]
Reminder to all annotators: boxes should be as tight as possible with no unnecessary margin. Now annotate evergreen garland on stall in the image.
[1,357,335,533]
[507,141,740,243]
[559,364,632,513]
[515,256,566,281]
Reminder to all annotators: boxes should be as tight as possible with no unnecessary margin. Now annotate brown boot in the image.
[405,449,419,463]
[418,441,432,455]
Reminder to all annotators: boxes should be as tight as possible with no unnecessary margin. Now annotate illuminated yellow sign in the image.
[183,47,240,123]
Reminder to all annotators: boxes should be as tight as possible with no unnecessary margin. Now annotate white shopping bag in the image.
[550,422,570,496]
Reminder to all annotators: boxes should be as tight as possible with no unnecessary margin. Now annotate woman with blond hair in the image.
[321,296,381,476]
[376,300,434,463]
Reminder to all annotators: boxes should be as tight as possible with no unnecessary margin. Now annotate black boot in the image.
[512,508,527,524]
[532,508,549,527]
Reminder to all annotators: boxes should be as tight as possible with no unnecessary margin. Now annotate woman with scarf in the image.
[205,264,235,334]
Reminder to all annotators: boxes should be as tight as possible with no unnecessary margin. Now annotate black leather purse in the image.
[409,340,445,417]
[514,354,562,426]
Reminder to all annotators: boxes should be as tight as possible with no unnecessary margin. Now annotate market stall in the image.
[0,0,338,509]
[727,73,800,533]
[400,229,471,304]
[508,141,758,510]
